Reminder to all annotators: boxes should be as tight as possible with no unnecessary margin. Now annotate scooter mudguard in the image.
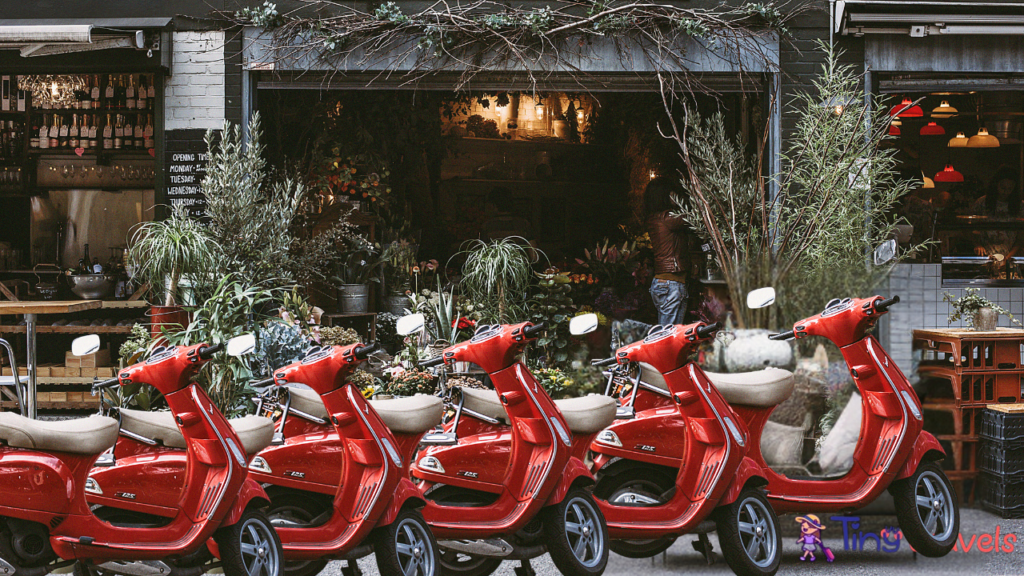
[220,477,271,526]
[0,448,85,519]
[718,457,768,506]
[544,457,595,507]
[377,478,427,527]
[88,451,186,518]
[895,431,945,480]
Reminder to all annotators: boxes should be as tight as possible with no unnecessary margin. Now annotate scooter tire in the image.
[542,488,609,576]
[714,489,781,576]
[594,464,677,558]
[892,462,959,557]
[265,492,331,576]
[373,509,440,576]
[216,509,284,576]
[438,550,502,576]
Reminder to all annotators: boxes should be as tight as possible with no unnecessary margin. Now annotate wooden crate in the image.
[97,367,115,378]
[80,368,97,378]
[48,391,67,403]
[50,366,65,378]
[65,367,80,378]
[67,391,84,403]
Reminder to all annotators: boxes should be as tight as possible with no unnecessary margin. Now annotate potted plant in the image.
[385,368,437,397]
[127,207,218,338]
[944,288,1021,331]
[460,238,534,324]
[331,241,382,313]
[381,240,419,315]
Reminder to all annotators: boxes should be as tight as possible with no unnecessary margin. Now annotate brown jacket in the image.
[647,211,691,276]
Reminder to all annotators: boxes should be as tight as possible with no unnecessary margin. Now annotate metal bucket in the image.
[338,284,370,313]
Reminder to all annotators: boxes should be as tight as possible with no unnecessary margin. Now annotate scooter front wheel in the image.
[714,489,781,576]
[892,462,959,557]
[216,509,284,576]
[438,549,502,576]
[374,509,440,576]
[543,488,609,576]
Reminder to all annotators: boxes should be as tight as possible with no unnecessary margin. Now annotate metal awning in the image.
[0,18,168,57]
[836,1,1024,36]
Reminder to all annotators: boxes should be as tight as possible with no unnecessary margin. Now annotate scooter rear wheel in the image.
[216,509,284,576]
[266,492,331,576]
[374,509,440,576]
[438,550,502,576]
[594,465,677,558]
[714,489,781,576]
[542,488,609,576]
[892,462,959,557]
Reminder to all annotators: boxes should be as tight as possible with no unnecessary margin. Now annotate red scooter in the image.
[747,291,959,556]
[399,316,616,576]
[0,334,282,576]
[250,341,443,576]
[583,317,784,576]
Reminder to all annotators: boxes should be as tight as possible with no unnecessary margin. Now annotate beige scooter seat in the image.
[369,395,444,435]
[640,363,795,408]
[0,413,118,455]
[553,395,617,434]
[459,387,507,422]
[286,386,329,420]
[119,409,275,455]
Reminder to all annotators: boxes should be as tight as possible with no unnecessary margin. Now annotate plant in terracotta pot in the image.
[944,288,1021,331]
[127,206,218,337]
[331,239,382,313]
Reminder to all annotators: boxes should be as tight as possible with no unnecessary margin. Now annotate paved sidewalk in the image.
[323,508,1023,576]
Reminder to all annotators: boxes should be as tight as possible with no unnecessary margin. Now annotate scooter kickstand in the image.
[514,559,537,576]
[692,533,716,565]
[340,560,363,576]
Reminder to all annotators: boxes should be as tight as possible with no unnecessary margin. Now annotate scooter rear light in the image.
[597,430,622,447]
[418,456,445,474]
[901,390,923,420]
[249,456,273,474]
[84,477,102,495]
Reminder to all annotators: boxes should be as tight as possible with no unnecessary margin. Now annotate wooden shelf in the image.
[0,325,134,334]
[0,400,98,411]
[99,300,149,309]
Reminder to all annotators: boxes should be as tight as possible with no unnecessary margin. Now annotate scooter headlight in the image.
[418,456,445,474]
[596,430,622,447]
[85,477,103,495]
[249,456,273,474]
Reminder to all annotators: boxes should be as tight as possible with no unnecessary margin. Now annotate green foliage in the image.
[127,205,218,306]
[375,312,403,351]
[319,326,362,347]
[252,322,312,379]
[413,281,459,344]
[459,238,535,324]
[236,1,284,29]
[331,239,383,286]
[386,368,437,396]
[107,323,161,411]
[374,2,409,24]
[944,288,1022,328]
[118,324,153,366]
[533,366,602,398]
[530,270,576,365]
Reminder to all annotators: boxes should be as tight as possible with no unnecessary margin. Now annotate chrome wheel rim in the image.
[914,470,955,542]
[239,518,280,576]
[736,496,776,568]
[395,517,435,576]
[564,496,604,568]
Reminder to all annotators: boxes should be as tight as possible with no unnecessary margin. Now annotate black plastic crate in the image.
[978,472,1024,518]
[979,408,1024,447]
[979,440,1024,477]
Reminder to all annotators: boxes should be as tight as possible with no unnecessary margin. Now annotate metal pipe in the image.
[25,313,36,419]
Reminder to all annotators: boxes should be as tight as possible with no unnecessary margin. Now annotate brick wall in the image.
[166,31,227,130]
[887,263,1024,378]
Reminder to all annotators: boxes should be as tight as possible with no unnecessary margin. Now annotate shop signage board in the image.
[164,128,214,222]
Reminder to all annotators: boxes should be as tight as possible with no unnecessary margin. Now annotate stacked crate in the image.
[913,328,1024,500]
[978,405,1024,518]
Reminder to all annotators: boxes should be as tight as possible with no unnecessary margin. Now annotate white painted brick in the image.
[166,31,225,131]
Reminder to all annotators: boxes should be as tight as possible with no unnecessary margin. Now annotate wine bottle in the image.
[103,113,113,149]
[104,75,114,106]
[123,115,133,149]
[38,114,49,150]
[91,74,101,102]
[147,74,155,99]
[89,114,98,149]
[136,76,147,109]
[144,114,155,149]
[58,115,68,148]
[113,114,123,149]
[133,114,144,148]
[69,114,79,149]
[82,76,93,110]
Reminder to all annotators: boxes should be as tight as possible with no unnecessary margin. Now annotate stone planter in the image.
[974,307,998,331]
[337,284,370,313]
[724,329,794,372]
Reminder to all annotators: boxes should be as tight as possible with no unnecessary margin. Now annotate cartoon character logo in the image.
[796,514,835,562]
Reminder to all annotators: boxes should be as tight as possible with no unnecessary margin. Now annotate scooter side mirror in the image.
[71,334,101,357]
[747,287,776,309]
[569,313,599,336]
[227,334,256,357]
[396,313,425,336]
[874,239,897,266]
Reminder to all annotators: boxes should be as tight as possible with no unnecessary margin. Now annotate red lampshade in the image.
[888,123,901,136]
[934,164,964,183]
[920,122,945,136]
[890,97,923,117]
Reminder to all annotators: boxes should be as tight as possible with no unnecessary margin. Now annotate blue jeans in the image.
[650,278,688,326]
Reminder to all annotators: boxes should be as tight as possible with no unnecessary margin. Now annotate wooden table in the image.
[0,301,102,418]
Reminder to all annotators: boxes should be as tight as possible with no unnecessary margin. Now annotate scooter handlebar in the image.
[592,357,617,367]
[874,295,900,313]
[353,342,380,360]
[420,356,445,368]
[198,342,223,360]
[93,377,120,390]
[250,377,275,387]
[769,330,795,341]
[523,322,547,338]
[697,322,722,339]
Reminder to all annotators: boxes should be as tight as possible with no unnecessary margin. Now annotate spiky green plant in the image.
[127,205,218,306]
[458,238,535,324]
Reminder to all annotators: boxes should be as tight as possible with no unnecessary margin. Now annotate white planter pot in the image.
[724,329,794,372]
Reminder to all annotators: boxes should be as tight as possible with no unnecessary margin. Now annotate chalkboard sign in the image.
[164,129,215,221]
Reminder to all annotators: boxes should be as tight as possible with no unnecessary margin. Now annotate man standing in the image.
[645,177,692,326]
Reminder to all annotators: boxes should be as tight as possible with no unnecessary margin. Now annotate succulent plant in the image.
[252,321,313,378]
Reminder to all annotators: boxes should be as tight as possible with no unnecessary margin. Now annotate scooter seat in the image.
[286,386,329,420]
[704,368,795,407]
[369,394,444,434]
[638,362,669,392]
[458,387,507,422]
[553,395,617,434]
[0,413,118,455]
[119,409,275,454]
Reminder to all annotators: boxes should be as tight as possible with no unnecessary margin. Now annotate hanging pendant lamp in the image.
[967,127,1000,148]
[890,97,923,117]
[920,122,945,136]
[931,100,959,118]
[934,164,964,183]
[889,122,901,136]
[948,132,969,147]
